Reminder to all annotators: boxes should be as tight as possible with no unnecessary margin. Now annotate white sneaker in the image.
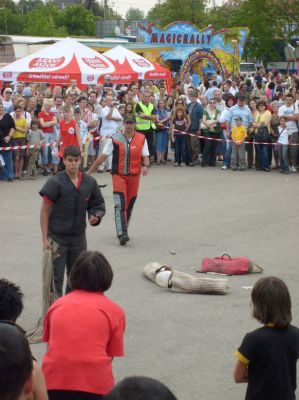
[291,166,297,173]
[174,162,179,167]
[221,165,228,170]
[180,163,186,167]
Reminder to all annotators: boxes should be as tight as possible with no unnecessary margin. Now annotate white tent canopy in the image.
[0,38,115,85]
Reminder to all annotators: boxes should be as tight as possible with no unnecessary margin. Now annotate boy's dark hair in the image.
[63,146,81,159]
[252,276,292,328]
[0,322,33,400]
[78,96,88,103]
[30,117,39,128]
[69,251,113,292]
[0,279,23,322]
[286,93,294,99]
[104,376,178,400]
[74,107,81,115]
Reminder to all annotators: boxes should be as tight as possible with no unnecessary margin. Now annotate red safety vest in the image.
[112,132,145,175]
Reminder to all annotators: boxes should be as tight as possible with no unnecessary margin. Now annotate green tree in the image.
[82,0,102,16]
[0,9,25,34]
[24,8,58,36]
[22,4,67,36]
[125,7,144,21]
[61,5,96,36]
[17,0,43,14]
[147,0,207,26]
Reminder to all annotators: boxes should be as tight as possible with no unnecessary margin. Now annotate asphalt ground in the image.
[1,162,299,400]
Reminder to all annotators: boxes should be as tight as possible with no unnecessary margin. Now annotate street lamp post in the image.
[231,39,237,75]
[295,41,299,75]
[0,7,8,34]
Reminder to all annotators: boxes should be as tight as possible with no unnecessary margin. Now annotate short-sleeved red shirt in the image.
[42,290,125,395]
[58,119,79,157]
[38,111,55,133]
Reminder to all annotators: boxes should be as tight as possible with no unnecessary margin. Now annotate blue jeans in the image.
[256,144,269,170]
[0,150,14,180]
[223,140,232,167]
[155,129,168,153]
[278,144,289,171]
[41,133,58,165]
[174,134,188,164]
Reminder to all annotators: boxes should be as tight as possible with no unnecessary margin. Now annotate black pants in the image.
[50,232,87,297]
[48,390,103,400]
[202,131,218,166]
[137,130,155,158]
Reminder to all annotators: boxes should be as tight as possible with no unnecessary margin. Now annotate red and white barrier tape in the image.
[165,125,296,146]
[0,135,102,151]
[0,127,296,151]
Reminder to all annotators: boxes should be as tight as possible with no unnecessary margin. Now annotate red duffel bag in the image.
[199,254,263,275]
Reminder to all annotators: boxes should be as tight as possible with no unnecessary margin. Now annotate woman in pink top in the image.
[42,251,125,400]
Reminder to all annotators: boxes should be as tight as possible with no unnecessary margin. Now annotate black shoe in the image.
[7,178,14,182]
[42,170,48,176]
[119,234,130,245]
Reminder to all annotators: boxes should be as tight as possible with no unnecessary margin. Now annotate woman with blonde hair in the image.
[38,99,58,175]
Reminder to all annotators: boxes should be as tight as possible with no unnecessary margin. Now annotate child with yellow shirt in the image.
[231,117,247,171]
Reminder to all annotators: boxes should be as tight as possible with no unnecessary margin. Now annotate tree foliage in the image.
[147,0,207,27]
[0,0,120,36]
[125,7,145,21]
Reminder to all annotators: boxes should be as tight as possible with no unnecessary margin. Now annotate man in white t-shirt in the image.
[278,93,299,172]
[229,80,239,96]
[98,95,123,172]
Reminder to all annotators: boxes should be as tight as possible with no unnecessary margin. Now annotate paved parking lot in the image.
[1,164,299,399]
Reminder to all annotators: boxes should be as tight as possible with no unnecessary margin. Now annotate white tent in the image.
[104,45,171,84]
[0,38,115,85]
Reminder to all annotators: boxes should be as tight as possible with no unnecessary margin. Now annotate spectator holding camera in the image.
[98,95,123,172]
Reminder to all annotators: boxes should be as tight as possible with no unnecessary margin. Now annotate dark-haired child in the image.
[171,107,189,167]
[27,118,45,179]
[234,276,299,400]
[42,251,125,400]
[0,278,48,400]
[39,146,105,297]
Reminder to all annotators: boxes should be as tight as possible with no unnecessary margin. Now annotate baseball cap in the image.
[238,95,245,101]
[124,115,136,123]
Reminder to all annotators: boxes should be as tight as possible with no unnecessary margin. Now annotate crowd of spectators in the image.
[0,71,299,182]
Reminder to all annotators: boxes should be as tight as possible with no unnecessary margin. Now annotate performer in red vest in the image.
[88,115,149,245]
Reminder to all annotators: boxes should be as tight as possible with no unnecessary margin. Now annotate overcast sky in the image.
[112,0,154,18]
[114,0,224,19]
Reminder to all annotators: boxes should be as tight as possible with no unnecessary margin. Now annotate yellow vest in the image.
[135,102,156,131]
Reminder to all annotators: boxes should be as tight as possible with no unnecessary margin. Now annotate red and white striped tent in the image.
[0,38,127,86]
[104,45,171,88]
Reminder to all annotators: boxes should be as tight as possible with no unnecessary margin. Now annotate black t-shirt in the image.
[0,113,16,147]
[238,325,299,400]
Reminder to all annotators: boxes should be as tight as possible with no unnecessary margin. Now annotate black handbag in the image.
[255,125,270,143]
